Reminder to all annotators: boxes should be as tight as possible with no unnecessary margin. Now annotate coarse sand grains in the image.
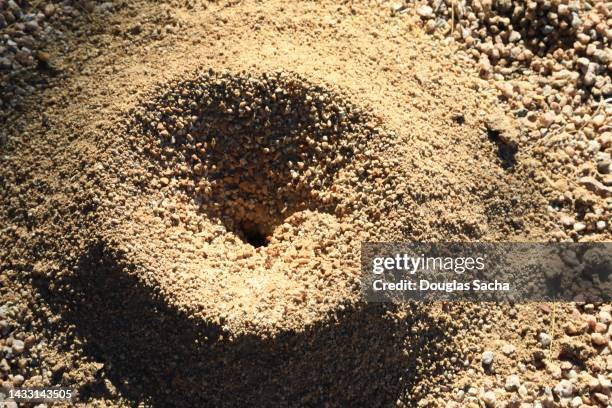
[1,1,609,407]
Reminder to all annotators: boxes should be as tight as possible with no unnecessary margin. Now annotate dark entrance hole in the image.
[486,128,517,169]
[240,222,269,248]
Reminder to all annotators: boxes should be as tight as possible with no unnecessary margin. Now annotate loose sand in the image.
[0,1,610,407]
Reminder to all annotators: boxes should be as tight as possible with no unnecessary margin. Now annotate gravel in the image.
[554,379,575,399]
[410,0,611,239]
[0,0,96,120]
[10,339,23,354]
[501,343,515,356]
[504,374,521,391]
[481,350,494,366]
[481,390,496,407]
[538,331,551,347]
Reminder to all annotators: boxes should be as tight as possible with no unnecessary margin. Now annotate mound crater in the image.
[132,70,371,249]
[76,70,399,340]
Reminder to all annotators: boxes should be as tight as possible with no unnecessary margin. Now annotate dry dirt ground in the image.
[0,1,610,407]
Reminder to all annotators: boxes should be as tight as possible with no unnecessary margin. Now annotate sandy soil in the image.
[0,1,610,407]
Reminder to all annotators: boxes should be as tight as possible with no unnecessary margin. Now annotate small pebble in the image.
[11,339,25,354]
[505,374,521,391]
[502,343,515,356]
[553,379,574,398]
[482,351,494,366]
[538,332,551,347]
[591,332,607,346]
[12,374,25,386]
[416,5,434,18]
[481,391,496,407]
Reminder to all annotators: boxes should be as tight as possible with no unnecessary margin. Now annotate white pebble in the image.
[11,339,25,354]
[554,379,574,398]
[482,390,496,407]
[416,5,433,18]
[482,350,494,366]
[505,374,521,391]
[539,332,551,347]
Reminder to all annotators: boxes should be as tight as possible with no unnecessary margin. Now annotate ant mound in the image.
[11,65,547,405]
[63,70,415,405]
[110,70,387,335]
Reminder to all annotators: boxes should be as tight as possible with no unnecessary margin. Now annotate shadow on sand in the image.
[32,241,454,407]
